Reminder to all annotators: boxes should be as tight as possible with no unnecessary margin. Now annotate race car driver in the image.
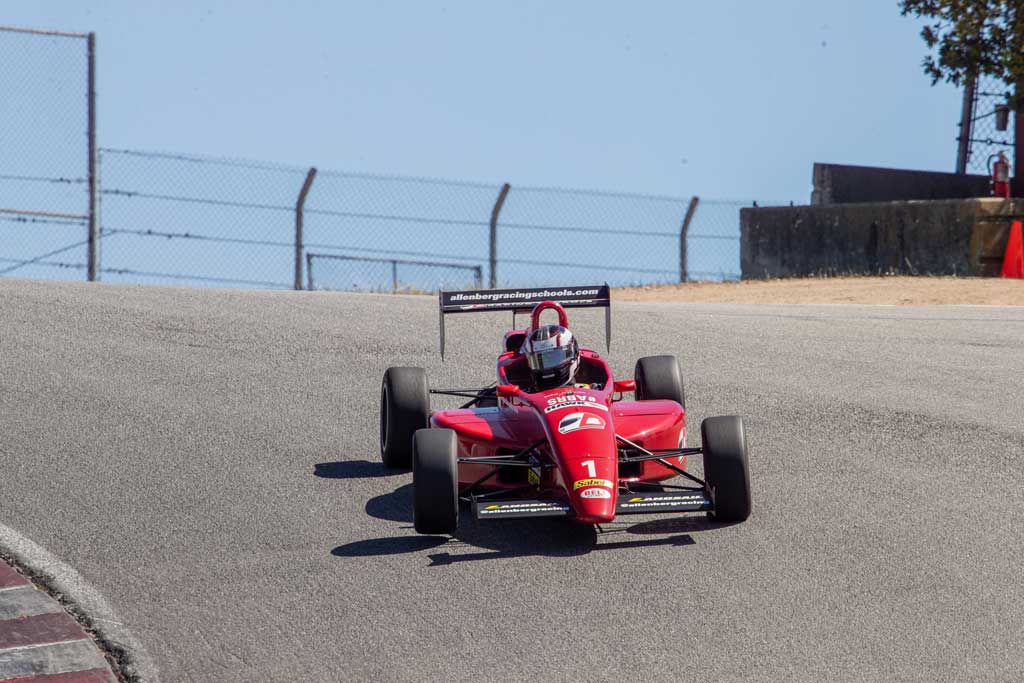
[522,324,581,390]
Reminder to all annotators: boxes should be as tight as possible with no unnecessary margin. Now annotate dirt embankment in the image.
[616,276,1024,306]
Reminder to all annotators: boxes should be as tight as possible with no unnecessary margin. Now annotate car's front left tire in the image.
[412,428,459,535]
[380,367,429,470]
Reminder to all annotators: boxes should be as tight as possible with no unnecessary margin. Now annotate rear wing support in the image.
[438,285,611,359]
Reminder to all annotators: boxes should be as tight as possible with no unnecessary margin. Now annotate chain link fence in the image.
[98,149,309,287]
[93,147,766,291]
[965,74,1016,175]
[0,26,94,281]
[306,254,483,293]
[0,26,781,293]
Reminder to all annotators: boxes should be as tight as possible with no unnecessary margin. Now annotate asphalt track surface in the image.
[1,278,1022,682]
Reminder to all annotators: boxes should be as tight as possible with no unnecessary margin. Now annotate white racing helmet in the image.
[523,324,579,389]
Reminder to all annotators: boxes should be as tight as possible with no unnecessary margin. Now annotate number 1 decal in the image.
[581,459,596,478]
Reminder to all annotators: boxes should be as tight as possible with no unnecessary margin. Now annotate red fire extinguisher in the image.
[991,151,1011,199]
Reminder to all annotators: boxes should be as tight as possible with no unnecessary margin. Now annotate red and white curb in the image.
[0,560,117,683]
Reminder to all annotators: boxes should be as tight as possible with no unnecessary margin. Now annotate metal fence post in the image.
[1015,78,1023,196]
[294,167,317,290]
[679,196,699,282]
[489,183,510,288]
[86,32,98,281]
[956,74,976,174]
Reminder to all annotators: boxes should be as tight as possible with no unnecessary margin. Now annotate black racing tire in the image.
[634,355,686,409]
[413,429,459,535]
[380,367,429,470]
[701,416,751,522]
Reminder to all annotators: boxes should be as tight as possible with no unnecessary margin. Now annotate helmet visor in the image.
[526,345,575,372]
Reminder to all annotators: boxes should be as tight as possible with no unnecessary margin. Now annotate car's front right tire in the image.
[412,429,459,535]
[701,416,751,522]
[634,355,686,409]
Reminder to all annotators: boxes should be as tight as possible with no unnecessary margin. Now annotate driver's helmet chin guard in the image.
[523,324,580,390]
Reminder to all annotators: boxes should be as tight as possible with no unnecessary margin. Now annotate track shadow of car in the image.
[332,535,449,557]
[361,484,737,533]
[331,522,698,565]
[325,463,739,563]
[423,520,697,566]
[314,459,404,479]
[335,483,736,565]
[625,516,738,535]
[364,483,415,523]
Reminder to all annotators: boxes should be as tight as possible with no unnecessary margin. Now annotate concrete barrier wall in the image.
[811,163,993,205]
[741,198,1024,279]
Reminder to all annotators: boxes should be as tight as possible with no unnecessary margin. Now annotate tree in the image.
[900,0,1024,91]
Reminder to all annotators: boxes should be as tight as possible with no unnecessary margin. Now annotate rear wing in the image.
[438,285,611,358]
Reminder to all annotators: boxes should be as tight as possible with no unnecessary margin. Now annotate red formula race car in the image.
[379,285,751,535]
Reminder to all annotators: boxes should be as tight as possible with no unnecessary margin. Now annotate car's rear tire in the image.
[634,355,686,409]
[380,367,429,470]
[701,416,751,522]
[413,429,459,535]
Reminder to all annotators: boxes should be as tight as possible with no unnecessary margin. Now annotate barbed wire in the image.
[7,153,757,289]
[99,147,309,173]
[100,225,705,276]
[101,146,503,189]
[7,145,764,289]
[98,184,745,238]
[0,172,86,185]
[0,238,93,276]
[0,253,285,288]
[0,256,83,270]
[0,214,86,227]
[97,266,287,288]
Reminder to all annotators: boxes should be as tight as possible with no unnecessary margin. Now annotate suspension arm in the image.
[615,435,706,488]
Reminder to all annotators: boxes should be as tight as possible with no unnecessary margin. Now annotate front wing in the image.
[471,489,712,520]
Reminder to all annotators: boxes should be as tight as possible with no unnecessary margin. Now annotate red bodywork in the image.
[430,301,685,524]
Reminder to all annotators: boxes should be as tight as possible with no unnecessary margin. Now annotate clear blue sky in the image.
[5,1,960,204]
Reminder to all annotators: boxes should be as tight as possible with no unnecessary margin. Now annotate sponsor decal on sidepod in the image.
[580,488,611,499]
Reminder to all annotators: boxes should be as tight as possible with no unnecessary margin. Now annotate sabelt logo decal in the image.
[573,478,613,491]
[557,412,606,434]
[580,488,611,499]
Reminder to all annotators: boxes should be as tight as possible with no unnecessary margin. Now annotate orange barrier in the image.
[1002,220,1024,279]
